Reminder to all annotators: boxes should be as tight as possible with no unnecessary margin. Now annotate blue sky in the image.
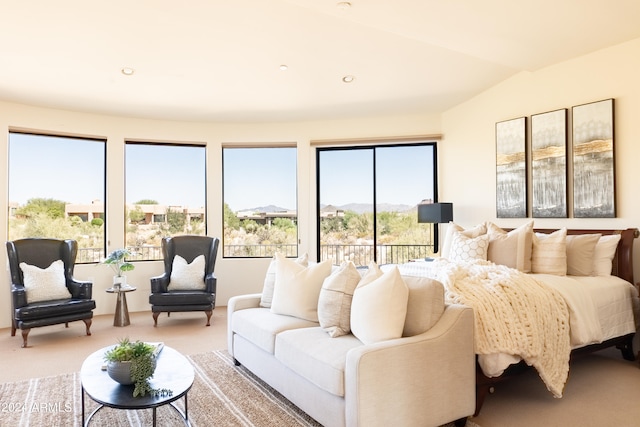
[9,134,434,212]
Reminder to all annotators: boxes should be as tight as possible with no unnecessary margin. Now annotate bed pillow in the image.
[592,234,621,276]
[350,266,409,345]
[260,253,308,308]
[270,253,332,322]
[20,260,72,303]
[531,228,567,275]
[565,234,601,276]
[486,221,534,272]
[169,255,206,290]
[448,231,489,262]
[317,261,362,337]
[441,222,487,259]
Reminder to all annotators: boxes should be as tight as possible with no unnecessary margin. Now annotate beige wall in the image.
[441,37,640,280]
[3,36,640,330]
[0,103,440,328]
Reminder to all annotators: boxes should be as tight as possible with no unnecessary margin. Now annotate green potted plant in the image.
[104,338,172,397]
[102,248,136,287]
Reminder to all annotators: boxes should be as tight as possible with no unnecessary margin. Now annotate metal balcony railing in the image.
[79,243,433,267]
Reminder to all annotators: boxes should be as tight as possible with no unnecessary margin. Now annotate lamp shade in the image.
[417,202,453,224]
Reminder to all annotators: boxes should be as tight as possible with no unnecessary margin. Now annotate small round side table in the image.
[106,285,137,326]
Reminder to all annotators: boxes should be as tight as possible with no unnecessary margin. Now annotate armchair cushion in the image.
[20,260,71,303]
[168,255,206,290]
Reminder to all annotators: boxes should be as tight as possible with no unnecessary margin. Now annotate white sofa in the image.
[227,274,475,427]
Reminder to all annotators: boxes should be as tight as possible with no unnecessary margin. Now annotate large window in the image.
[223,146,297,258]
[8,132,106,263]
[125,142,206,260]
[317,143,436,266]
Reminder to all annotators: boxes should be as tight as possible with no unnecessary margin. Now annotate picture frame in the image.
[572,99,615,218]
[496,117,527,218]
[531,109,567,218]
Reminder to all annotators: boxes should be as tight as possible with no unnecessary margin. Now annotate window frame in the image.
[315,141,439,265]
[7,130,107,264]
[221,145,298,259]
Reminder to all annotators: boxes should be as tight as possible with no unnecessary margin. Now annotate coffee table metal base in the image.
[81,388,190,426]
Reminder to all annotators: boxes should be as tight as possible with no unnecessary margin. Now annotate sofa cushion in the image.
[275,327,363,397]
[350,266,409,345]
[232,307,318,354]
[260,253,308,308]
[271,254,332,322]
[317,261,362,337]
[401,276,445,337]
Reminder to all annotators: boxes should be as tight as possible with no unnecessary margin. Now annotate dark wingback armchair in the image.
[6,238,96,348]
[149,235,219,326]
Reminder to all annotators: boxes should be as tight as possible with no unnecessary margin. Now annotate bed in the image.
[390,226,639,416]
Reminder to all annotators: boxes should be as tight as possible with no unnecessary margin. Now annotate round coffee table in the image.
[80,345,194,426]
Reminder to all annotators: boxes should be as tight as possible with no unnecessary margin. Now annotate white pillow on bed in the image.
[592,234,621,276]
[565,234,601,276]
[486,221,533,272]
[448,231,489,262]
[441,222,487,259]
[532,228,567,275]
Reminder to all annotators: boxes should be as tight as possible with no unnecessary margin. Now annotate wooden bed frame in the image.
[474,227,640,416]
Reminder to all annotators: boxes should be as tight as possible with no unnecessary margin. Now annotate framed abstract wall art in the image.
[531,109,567,218]
[572,99,615,218]
[496,117,527,218]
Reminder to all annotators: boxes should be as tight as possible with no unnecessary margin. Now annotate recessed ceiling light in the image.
[279,64,288,71]
[337,2,352,10]
[342,75,355,83]
[121,67,135,76]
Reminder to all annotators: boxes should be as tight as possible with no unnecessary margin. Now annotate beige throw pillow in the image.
[401,276,445,337]
[169,255,206,290]
[486,221,533,272]
[592,234,621,276]
[270,253,332,322]
[260,253,308,308]
[317,261,362,337]
[20,260,72,303]
[532,228,567,275]
[350,266,409,345]
[565,234,601,276]
[441,222,487,259]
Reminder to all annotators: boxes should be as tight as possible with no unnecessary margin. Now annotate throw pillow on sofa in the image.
[260,253,308,308]
[270,253,332,322]
[318,260,365,338]
[350,266,409,345]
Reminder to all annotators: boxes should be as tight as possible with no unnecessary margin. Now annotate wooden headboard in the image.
[532,228,639,284]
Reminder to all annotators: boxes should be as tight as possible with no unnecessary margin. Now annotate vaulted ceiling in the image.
[1,0,639,122]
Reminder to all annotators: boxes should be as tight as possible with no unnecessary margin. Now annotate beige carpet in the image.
[0,349,478,427]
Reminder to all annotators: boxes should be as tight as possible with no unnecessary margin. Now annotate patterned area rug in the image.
[0,350,479,426]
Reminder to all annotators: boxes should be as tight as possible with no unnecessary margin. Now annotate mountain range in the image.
[243,203,415,214]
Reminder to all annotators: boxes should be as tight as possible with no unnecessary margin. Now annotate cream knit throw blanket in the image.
[397,259,571,398]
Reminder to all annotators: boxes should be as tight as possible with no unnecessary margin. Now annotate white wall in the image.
[441,37,640,280]
[0,104,440,328]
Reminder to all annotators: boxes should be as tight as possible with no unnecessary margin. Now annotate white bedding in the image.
[480,274,637,377]
[387,260,638,394]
